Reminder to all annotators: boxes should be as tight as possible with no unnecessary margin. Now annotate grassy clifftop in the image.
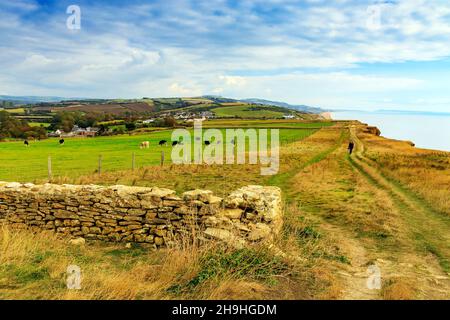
[1,121,449,299]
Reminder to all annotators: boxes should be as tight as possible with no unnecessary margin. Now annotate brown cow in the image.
[140,141,150,149]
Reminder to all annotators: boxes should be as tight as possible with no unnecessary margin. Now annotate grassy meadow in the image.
[0,123,329,183]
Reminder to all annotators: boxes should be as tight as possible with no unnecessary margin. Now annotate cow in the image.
[140,141,150,149]
[159,140,167,146]
[59,139,65,145]
[24,140,29,147]
[204,141,211,146]
[172,141,178,146]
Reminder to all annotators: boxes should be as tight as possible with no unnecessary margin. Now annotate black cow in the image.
[204,141,211,146]
[172,141,178,146]
[59,139,65,145]
[24,140,29,147]
[159,140,167,146]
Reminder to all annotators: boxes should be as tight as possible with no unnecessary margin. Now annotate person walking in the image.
[348,141,355,155]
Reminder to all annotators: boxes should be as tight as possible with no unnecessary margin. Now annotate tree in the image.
[0,111,48,140]
[125,122,136,131]
[164,116,177,127]
[49,111,76,132]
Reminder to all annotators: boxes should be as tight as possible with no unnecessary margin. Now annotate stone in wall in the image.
[0,181,282,248]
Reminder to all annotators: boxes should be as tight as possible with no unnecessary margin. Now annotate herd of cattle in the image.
[139,139,227,149]
[23,138,232,148]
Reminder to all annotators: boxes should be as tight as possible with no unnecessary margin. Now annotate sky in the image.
[1,0,450,111]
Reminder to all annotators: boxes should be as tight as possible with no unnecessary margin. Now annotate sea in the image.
[331,111,450,152]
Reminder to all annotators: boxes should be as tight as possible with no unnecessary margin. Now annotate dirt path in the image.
[346,126,450,299]
[279,125,449,299]
[318,222,382,300]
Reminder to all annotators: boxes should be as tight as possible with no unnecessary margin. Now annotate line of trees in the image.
[48,111,117,132]
[0,111,47,140]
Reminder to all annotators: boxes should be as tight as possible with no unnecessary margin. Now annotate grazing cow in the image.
[59,139,65,145]
[159,140,167,146]
[172,141,178,146]
[204,141,211,146]
[24,140,29,147]
[140,141,150,149]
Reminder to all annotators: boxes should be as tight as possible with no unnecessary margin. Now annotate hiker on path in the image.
[348,141,355,155]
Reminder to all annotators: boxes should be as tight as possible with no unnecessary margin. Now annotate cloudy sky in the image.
[1,0,450,111]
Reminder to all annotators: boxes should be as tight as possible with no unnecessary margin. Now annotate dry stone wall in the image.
[0,182,282,247]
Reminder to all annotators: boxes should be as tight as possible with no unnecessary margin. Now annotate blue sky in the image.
[1,0,450,111]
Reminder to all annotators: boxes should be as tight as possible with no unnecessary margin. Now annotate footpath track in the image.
[347,126,449,298]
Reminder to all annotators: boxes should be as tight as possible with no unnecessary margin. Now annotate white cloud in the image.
[169,82,202,96]
[219,76,248,87]
[1,0,450,111]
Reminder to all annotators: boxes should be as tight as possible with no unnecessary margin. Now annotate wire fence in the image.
[0,128,319,183]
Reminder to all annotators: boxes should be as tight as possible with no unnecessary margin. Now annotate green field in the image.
[0,124,330,182]
[2,108,25,114]
[204,119,334,128]
[28,122,50,128]
[212,106,286,118]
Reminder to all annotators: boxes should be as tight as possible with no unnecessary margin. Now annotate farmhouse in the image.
[48,129,62,137]
[70,125,99,137]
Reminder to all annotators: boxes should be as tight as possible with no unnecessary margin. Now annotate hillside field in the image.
[211,105,286,118]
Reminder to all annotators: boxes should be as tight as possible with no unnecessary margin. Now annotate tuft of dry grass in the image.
[382,278,416,300]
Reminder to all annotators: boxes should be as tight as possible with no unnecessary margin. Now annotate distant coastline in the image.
[332,110,450,152]
[320,112,332,120]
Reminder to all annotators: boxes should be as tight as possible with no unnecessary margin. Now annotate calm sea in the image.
[331,111,450,152]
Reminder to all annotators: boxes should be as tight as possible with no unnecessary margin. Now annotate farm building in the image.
[70,125,99,137]
[48,129,62,137]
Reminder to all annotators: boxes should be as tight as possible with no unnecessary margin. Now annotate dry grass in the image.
[0,224,327,300]
[289,141,399,242]
[50,163,263,197]
[382,278,416,300]
[360,131,450,216]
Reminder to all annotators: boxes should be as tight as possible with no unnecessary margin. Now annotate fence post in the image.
[47,155,52,181]
[98,155,102,174]
[161,151,165,167]
[132,152,135,171]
